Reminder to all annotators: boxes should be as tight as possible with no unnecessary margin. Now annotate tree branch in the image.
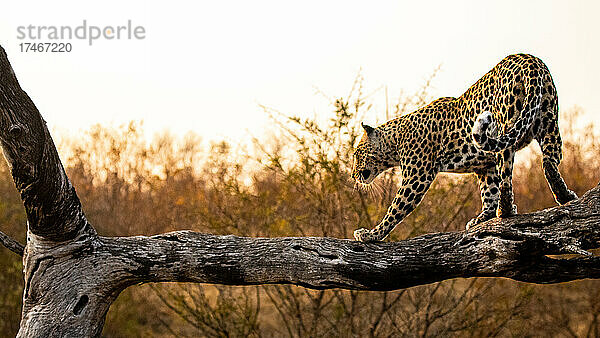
[0,43,599,337]
[11,184,599,336]
[0,229,24,256]
[102,184,598,290]
[0,46,88,242]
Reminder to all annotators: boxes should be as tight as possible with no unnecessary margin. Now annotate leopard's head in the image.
[352,123,392,185]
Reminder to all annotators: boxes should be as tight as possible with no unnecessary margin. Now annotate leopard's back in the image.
[463,54,558,152]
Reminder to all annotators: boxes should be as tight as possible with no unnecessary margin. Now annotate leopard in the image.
[352,53,578,242]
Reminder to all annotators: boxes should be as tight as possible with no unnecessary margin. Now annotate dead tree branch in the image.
[0,229,24,256]
[0,45,599,337]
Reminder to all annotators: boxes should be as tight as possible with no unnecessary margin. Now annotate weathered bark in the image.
[0,46,87,242]
[0,44,599,337]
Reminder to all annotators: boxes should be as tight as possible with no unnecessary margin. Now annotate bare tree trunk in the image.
[0,45,599,337]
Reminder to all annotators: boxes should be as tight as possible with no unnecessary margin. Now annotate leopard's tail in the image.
[472,70,543,152]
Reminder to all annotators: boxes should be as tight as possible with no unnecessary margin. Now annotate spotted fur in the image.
[352,53,577,242]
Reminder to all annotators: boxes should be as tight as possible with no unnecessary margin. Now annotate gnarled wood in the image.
[0,46,88,242]
[0,44,598,337]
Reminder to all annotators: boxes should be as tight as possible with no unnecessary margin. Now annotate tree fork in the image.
[0,45,599,337]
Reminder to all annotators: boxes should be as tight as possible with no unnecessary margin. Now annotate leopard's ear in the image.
[361,123,375,136]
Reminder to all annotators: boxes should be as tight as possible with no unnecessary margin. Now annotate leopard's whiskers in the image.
[371,180,383,199]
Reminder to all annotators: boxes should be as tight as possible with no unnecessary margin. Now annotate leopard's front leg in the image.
[354,169,436,242]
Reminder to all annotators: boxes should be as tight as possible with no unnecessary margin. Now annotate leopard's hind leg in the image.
[538,121,578,204]
[466,166,500,229]
[496,149,518,218]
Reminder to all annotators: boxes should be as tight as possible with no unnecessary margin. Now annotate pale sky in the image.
[0,0,598,142]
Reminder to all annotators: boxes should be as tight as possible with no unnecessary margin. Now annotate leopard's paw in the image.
[558,189,578,205]
[465,218,478,231]
[466,211,495,230]
[497,204,517,218]
[353,228,372,242]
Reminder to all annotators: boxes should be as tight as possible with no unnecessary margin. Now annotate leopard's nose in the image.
[360,169,371,180]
